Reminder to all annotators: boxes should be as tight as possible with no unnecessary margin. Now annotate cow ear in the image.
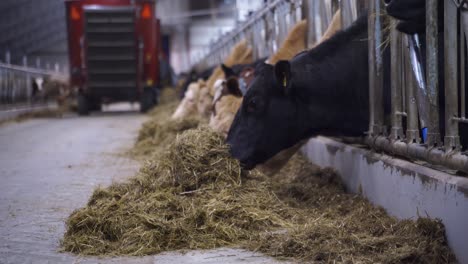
[274,60,292,94]
[221,64,235,78]
[225,78,243,97]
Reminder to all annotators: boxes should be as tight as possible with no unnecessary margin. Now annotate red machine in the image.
[65,0,160,114]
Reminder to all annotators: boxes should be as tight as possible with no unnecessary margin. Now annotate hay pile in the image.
[157,87,178,105]
[62,127,293,255]
[256,162,455,263]
[132,87,204,156]
[62,125,456,263]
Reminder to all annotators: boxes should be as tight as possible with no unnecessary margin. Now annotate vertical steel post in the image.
[444,0,461,151]
[390,24,404,140]
[461,8,467,120]
[314,1,323,41]
[331,0,339,15]
[295,0,302,23]
[405,35,421,143]
[277,4,287,45]
[289,1,297,24]
[265,11,274,57]
[320,0,333,34]
[401,35,407,114]
[426,0,442,146]
[303,0,316,47]
[408,35,430,131]
[5,51,10,64]
[368,0,385,136]
[258,21,266,59]
[341,0,357,28]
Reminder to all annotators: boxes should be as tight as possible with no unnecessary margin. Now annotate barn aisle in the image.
[0,107,284,264]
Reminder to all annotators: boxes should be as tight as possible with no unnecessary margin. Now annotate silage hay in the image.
[133,86,203,157]
[254,161,455,263]
[62,126,456,263]
[134,114,203,156]
[62,126,293,256]
[158,87,178,105]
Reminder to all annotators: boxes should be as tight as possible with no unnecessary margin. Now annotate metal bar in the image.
[453,117,468,123]
[265,11,275,57]
[461,8,468,119]
[303,0,316,46]
[405,35,420,143]
[408,35,429,130]
[426,0,442,146]
[195,0,306,68]
[401,35,407,113]
[368,0,385,136]
[0,62,62,77]
[340,0,357,28]
[390,24,404,140]
[277,3,287,46]
[314,1,323,41]
[444,0,461,151]
[366,136,468,173]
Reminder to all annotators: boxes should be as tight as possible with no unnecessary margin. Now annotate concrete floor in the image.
[0,105,285,264]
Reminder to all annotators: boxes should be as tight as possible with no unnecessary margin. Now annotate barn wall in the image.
[303,136,468,263]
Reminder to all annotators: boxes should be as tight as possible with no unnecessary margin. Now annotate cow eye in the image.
[247,98,257,113]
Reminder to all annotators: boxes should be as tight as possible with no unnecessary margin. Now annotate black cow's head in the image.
[385,0,442,34]
[226,61,306,169]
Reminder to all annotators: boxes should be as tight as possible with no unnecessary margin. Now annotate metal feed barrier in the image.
[0,62,65,107]
[191,0,468,173]
[366,0,468,173]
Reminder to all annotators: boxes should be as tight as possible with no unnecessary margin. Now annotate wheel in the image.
[89,97,102,112]
[77,94,89,116]
[140,87,156,113]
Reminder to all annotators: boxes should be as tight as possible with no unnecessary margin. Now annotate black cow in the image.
[384,0,443,34]
[227,2,467,170]
[179,66,216,99]
[221,57,268,79]
[227,14,372,169]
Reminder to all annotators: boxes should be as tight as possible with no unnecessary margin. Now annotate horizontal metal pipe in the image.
[0,62,62,77]
[452,117,468,124]
[366,136,468,173]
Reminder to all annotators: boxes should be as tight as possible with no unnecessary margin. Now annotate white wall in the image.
[188,17,236,66]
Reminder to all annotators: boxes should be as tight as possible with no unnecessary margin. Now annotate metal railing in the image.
[0,62,66,106]
[192,0,306,70]
[366,0,468,173]
[191,0,468,173]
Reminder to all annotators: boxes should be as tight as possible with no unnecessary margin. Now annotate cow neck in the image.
[292,13,370,137]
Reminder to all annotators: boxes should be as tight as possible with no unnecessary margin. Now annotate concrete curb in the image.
[302,136,468,263]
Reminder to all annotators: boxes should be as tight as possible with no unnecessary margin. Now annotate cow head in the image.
[226,61,307,169]
[196,82,213,118]
[221,64,236,78]
[385,0,439,34]
[211,78,240,116]
[172,82,200,119]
